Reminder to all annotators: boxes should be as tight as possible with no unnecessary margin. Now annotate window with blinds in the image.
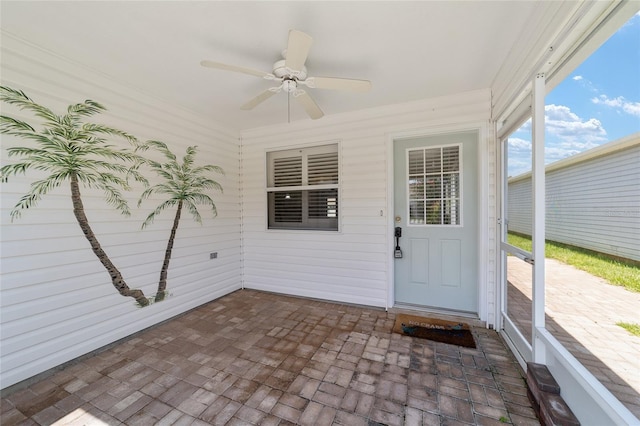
[407,144,461,225]
[267,143,339,230]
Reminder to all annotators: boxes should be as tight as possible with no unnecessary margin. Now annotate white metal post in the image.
[532,73,546,363]
[499,136,508,324]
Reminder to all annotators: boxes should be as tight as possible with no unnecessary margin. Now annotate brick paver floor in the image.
[507,257,640,419]
[1,289,539,425]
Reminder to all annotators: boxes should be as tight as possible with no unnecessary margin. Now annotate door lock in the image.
[394,227,403,258]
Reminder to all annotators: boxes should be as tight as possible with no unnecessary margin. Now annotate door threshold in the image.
[392,303,484,327]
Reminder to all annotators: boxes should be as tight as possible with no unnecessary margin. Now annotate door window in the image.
[407,145,461,225]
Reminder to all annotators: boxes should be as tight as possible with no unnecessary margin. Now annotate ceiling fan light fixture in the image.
[282,79,297,93]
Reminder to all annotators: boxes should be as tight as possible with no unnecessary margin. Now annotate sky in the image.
[507,11,640,177]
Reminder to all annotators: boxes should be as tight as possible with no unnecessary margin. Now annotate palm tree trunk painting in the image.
[156,200,183,302]
[1,86,150,307]
[70,174,149,306]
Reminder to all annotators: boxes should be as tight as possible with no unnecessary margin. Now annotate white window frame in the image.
[266,143,340,231]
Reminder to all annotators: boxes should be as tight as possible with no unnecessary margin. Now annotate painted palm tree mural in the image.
[0,86,151,307]
[138,141,223,302]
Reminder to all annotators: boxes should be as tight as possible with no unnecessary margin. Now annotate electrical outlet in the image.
[210,252,218,259]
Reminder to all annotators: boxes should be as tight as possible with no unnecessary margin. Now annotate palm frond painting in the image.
[0,86,151,307]
[138,141,223,302]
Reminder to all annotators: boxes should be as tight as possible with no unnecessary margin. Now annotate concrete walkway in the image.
[507,257,640,419]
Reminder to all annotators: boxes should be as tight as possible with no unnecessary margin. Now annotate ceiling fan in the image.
[201,29,372,120]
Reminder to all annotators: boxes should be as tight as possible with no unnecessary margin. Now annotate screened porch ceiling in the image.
[0,1,590,131]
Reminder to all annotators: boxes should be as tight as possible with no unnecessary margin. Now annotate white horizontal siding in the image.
[506,179,533,236]
[240,89,493,310]
[0,34,242,388]
[507,136,640,261]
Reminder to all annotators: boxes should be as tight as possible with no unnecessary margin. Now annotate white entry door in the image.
[393,131,478,313]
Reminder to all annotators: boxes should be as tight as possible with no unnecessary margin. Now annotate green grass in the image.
[617,322,640,337]
[507,233,640,293]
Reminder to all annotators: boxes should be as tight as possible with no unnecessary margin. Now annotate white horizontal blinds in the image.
[308,151,339,185]
[442,145,461,225]
[408,144,461,225]
[272,191,303,223]
[273,156,302,187]
[267,143,339,230]
[308,189,338,218]
[270,155,304,223]
[408,149,426,224]
[307,150,338,222]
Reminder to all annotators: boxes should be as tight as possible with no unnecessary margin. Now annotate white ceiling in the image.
[1,1,544,131]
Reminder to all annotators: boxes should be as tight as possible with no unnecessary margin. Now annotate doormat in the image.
[393,314,476,348]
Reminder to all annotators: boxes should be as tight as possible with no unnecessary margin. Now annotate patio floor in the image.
[507,257,640,419]
[1,289,540,426]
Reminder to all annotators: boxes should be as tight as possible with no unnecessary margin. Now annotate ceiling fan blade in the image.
[241,89,278,110]
[294,90,324,120]
[305,77,372,93]
[285,30,313,72]
[200,60,273,78]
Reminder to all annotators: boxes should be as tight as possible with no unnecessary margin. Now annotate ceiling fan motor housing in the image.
[272,59,307,81]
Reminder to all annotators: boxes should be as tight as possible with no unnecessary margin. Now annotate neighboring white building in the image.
[508,133,640,262]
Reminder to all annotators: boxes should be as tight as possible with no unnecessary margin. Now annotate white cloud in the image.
[592,94,640,117]
[506,137,532,176]
[592,95,623,107]
[623,102,640,117]
[572,75,598,92]
[545,104,607,145]
[507,104,608,176]
[507,137,531,149]
[545,146,581,163]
